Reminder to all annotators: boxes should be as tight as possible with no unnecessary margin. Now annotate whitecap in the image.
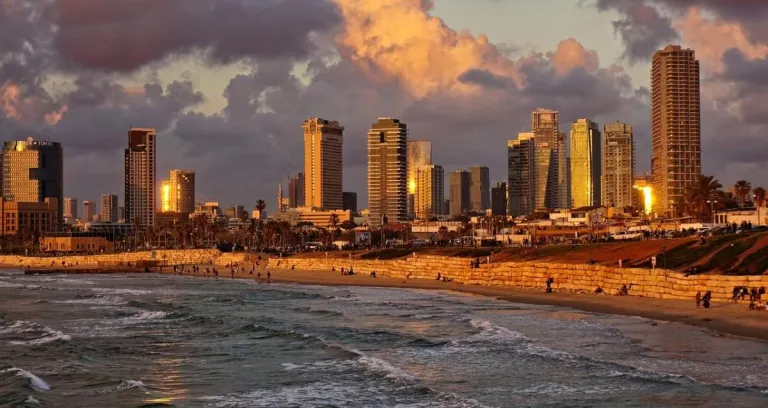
[92,288,152,296]
[2,367,51,391]
[2,320,72,345]
[55,295,126,306]
[119,311,167,323]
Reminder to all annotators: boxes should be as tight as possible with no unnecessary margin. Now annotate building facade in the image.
[64,197,78,219]
[415,165,445,220]
[448,170,470,217]
[100,194,119,223]
[303,118,344,210]
[407,140,432,217]
[342,192,358,213]
[1,137,63,229]
[160,169,195,214]
[491,182,507,216]
[0,198,58,235]
[469,166,490,213]
[570,119,602,209]
[531,109,565,210]
[651,45,701,215]
[288,173,305,208]
[124,128,156,228]
[508,133,535,218]
[83,200,96,223]
[602,122,635,208]
[367,117,408,226]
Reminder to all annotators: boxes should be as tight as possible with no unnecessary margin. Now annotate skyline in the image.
[1,0,767,208]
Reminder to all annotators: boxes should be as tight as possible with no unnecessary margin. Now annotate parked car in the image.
[611,231,643,241]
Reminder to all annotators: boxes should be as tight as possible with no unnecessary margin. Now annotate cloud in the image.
[595,0,679,63]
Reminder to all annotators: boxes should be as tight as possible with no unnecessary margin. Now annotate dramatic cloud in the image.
[595,0,679,63]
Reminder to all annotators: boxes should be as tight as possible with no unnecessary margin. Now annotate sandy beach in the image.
[152,263,768,343]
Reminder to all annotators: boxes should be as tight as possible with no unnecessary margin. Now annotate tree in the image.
[255,199,267,218]
[754,187,766,208]
[734,180,752,207]
[685,175,723,221]
[329,214,340,244]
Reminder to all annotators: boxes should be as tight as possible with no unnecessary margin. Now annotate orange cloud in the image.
[547,38,600,75]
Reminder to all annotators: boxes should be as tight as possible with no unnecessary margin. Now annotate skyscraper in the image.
[303,118,343,210]
[1,137,63,228]
[124,128,156,228]
[531,109,564,210]
[160,169,195,214]
[570,119,602,208]
[508,133,535,218]
[342,192,358,213]
[469,166,490,213]
[367,117,408,226]
[448,170,470,217]
[288,173,305,208]
[651,45,701,215]
[415,164,444,220]
[100,194,119,223]
[603,122,635,208]
[491,182,507,217]
[64,197,78,219]
[276,183,284,213]
[407,140,432,217]
[83,200,95,223]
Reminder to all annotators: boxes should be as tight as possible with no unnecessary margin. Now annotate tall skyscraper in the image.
[367,117,408,226]
[276,183,284,213]
[448,170,470,217]
[303,118,343,210]
[160,169,195,213]
[651,45,701,215]
[288,173,305,208]
[124,128,156,228]
[83,200,95,223]
[342,192,358,213]
[531,109,564,210]
[570,119,602,208]
[1,137,63,228]
[415,164,444,220]
[491,182,508,217]
[469,166,490,213]
[603,122,635,208]
[64,197,78,219]
[100,194,119,223]
[508,133,535,218]
[407,140,432,217]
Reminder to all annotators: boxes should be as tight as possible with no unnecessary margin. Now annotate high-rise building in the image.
[415,165,444,220]
[118,206,125,222]
[342,192,358,213]
[448,170,470,217]
[64,197,78,219]
[160,170,195,214]
[100,194,119,223]
[508,133,535,218]
[303,118,343,210]
[468,166,490,213]
[531,109,564,210]
[367,117,408,226]
[124,128,156,228]
[288,173,305,208]
[570,119,602,208]
[651,45,701,215]
[83,200,95,223]
[634,173,653,215]
[491,182,507,217]
[277,183,284,213]
[407,140,432,217]
[603,122,635,208]
[1,137,63,228]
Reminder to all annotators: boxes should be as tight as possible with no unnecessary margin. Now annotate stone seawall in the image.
[274,255,768,302]
[0,249,225,268]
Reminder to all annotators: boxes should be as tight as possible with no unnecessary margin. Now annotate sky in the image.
[2,0,768,211]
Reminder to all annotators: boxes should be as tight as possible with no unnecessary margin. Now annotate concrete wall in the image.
[274,255,768,302]
[0,249,222,268]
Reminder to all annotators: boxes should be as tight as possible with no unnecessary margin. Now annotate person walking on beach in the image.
[702,291,712,308]
[267,271,271,284]
[695,291,702,308]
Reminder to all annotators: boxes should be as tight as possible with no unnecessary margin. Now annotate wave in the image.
[55,295,126,306]
[92,288,152,296]
[1,320,72,346]
[119,311,168,323]
[290,306,345,318]
[1,367,51,391]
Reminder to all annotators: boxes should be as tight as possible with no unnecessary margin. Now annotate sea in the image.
[1,271,768,408]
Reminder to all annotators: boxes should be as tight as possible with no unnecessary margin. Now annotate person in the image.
[651,256,657,269]
[594,286,603,294]
[618,259,623,268]
[732,286,740,302]
[267,271,271,284]
[341,267,345,275]
[545,277,554,293]
[702,291,712,308]
[256,272,261,284]
[436,272,442,281]
[370,271,377,278]
[231,267,235,279]
[291,265,295,271]
[695,291,702,308]
[751,287,758,301]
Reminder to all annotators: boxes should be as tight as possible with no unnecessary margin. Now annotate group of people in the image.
[694,291,713,308]
[732,286,766,302]
[435,273,453,282]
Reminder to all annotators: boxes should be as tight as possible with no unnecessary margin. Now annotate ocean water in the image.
[1,272,768,408]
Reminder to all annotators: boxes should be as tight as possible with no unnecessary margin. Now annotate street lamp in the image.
[707,199,718,228]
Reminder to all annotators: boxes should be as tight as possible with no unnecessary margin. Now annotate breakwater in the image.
[0,249,250,269]
[275,255,768,302]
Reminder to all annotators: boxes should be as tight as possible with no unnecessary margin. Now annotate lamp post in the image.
[707,200,718,229]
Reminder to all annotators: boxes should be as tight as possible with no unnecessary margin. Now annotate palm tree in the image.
[328,213,340,244]
[754,187,767,208]
[685,175,723,221]
[734,180,752,207]
[255,199,267,218]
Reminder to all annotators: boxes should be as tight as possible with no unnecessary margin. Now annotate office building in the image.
[303,118,343,210]
[118,207,125,222]
[415,165,445,220]
[100,194,119,223]
[288,173,305,208]
[272,208,353,228]
[1,137,63,229]
[342,192,358,213]
[508,133,535,218]
[634,174,653,215]
[224,205,247,220]
[83,200,96,223]
[64,197,78,219]
[651,45,701,215]
[492,182,507,216]
[407,140,432,217]
[367,117,408,226]
[0,198,58,235]
[531,109,565,210]
[469,166,490,213]
[124,128,156,228]
[160,170,195,214]
[448,170,470,217]
[603,122,635,208]
[570,119,602,208]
